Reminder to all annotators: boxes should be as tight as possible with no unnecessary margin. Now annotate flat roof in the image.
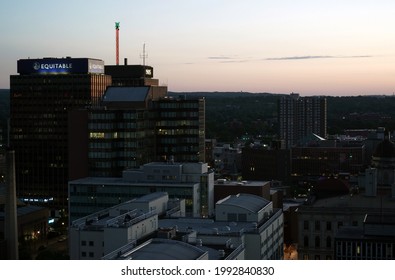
[217,193,270,213]
[0,205,46,220]
[215,180,270,187]
[121,239,207,260]
[69,176,197,188]
[307,193,395,210]
[159,218,253,235]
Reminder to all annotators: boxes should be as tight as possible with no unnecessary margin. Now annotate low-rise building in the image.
[297,193,395,260]
[159,193,284,260]
[69,197,160,260]
[68,162,214,221]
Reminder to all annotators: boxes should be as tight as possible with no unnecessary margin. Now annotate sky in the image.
[1,0,395,96]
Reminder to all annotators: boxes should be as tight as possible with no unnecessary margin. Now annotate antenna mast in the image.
[140,43,148,66]
[115,22,120,65]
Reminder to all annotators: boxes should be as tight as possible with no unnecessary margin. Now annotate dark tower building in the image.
[154,96,205,163]
[69,64,205,180]
[10,58,111,209]
[278,93,327,148]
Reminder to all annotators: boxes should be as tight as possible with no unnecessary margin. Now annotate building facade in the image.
[153,96,205,163]
[334,214,395,260]
[297,193,395,260]
[10,58,111,209]
[69,198,159,260]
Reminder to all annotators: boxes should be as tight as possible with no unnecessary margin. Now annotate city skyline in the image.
[2,0,395,96]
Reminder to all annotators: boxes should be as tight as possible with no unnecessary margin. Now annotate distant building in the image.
[68,162,214,221]
[291,136,365,181]
[241,144,290,182]
[278,93,327,149]
[205,139,217,168]
[213,144,242,177]
[334,213,395,260]
[214,179,271,204]
[358,130,395,196]
[297,193,395,260]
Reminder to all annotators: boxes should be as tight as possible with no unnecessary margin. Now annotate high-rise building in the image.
[10,57,111,209]
[69,73,205,179]
[278,93,327,148]
[153,96,205,163]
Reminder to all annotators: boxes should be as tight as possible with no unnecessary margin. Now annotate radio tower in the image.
[115,22,120,65]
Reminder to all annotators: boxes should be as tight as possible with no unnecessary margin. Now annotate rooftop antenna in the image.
[115,22,120,65]
[140,43,148,66]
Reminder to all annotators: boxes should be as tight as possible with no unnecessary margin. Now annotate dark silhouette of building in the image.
[154,96,205,163]
[241,143,290,182]
[69,65,205,179]
[10,58,111,209]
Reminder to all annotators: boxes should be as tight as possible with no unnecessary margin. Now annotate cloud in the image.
[265,55,372,60]
[207,56,234,60]
[206,54,373,64]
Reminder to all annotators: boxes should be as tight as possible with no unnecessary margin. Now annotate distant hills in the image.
[170,91,395,141]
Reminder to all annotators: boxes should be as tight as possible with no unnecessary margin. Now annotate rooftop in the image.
[104,238,208,260]
[215,179,270,187]
[217,193,270,213]
[300,192,395,212]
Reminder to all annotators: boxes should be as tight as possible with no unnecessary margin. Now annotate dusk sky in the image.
[1,0,395,96]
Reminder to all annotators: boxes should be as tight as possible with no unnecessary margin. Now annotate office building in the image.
[278,93,327,148]
[69,66,205,179]
[68,84,165,179]
[153,96,205,163]
[10,57,111,209]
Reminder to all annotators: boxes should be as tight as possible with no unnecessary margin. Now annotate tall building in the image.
[69,67,205,179]
[10,57,111,209]
[278,93,327,148]
[68,84,167,179]
[154,96,205,163]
